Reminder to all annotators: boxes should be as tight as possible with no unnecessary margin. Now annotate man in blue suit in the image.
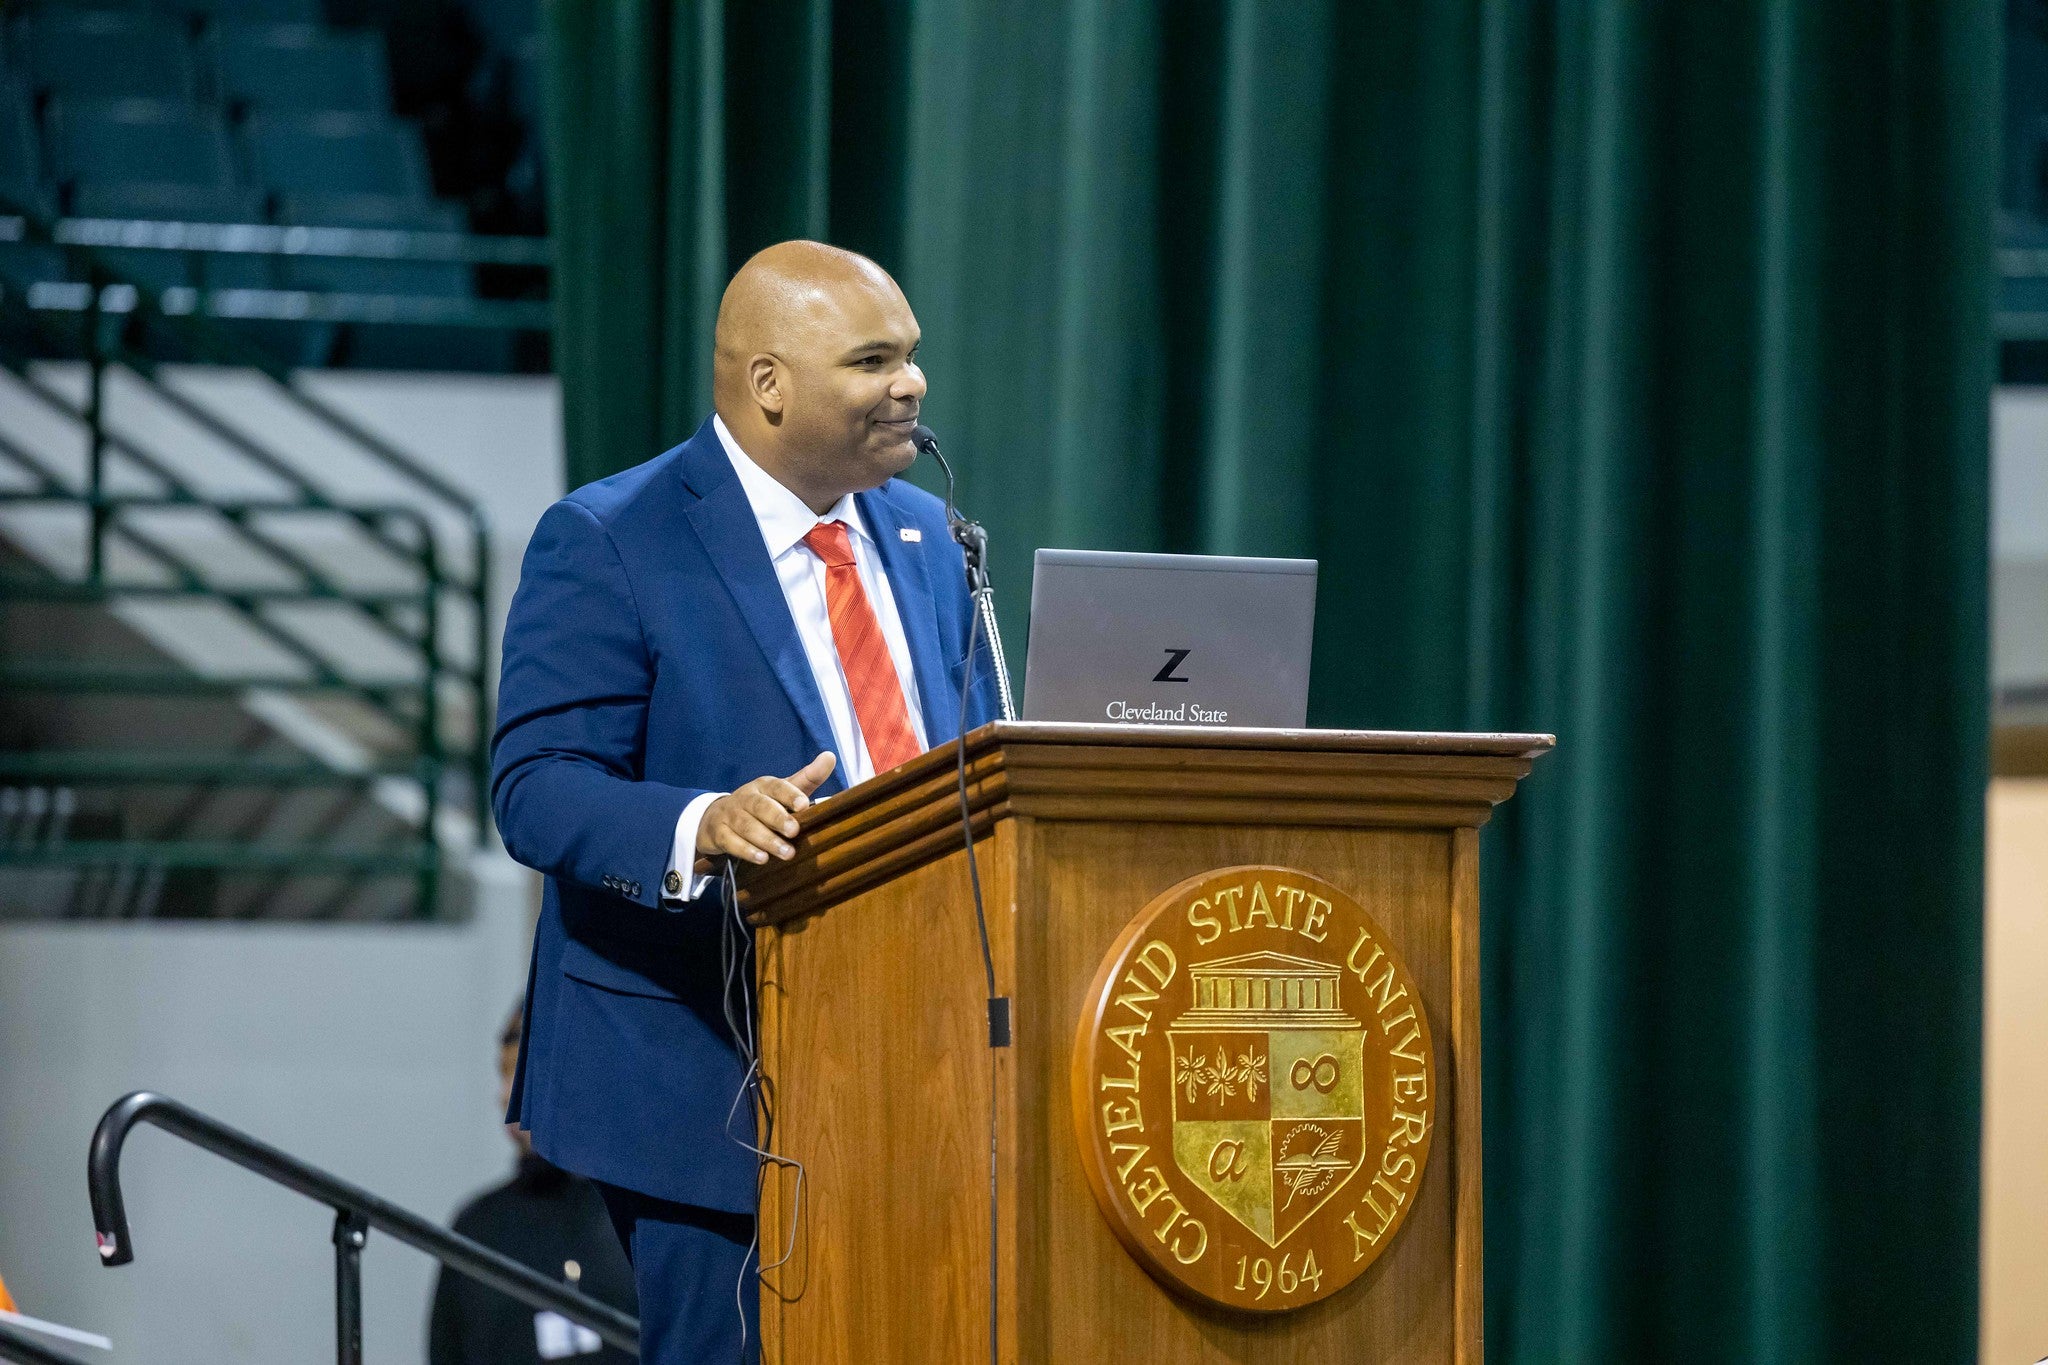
[492,240,1000,1363]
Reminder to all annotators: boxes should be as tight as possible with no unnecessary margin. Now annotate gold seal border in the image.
[1068,863,1437,1315]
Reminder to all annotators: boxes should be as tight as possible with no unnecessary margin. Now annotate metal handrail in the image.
[0,205,551,330]
[2,211,553,266]
[16,281,552,330]
[0,445,452,912]
[88,1092,638,1362]
[1,189,498,836]
[0,197,503,892]
[0,1322,80,1365]
[0,451,442,709]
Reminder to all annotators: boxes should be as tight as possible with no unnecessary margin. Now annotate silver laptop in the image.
[1020,549,1317,728]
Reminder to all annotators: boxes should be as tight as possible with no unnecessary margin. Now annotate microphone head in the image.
[910,423,940,455]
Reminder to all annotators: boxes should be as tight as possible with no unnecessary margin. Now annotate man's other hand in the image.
[696,752,837,864]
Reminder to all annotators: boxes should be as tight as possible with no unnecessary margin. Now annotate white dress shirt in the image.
[663,416,929,901]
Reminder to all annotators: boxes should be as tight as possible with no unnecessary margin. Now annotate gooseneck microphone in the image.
[910,423,1017,719]
[909,420,1011,1365]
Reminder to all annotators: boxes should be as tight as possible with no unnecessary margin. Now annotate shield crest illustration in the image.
[1167,951,1367,1248]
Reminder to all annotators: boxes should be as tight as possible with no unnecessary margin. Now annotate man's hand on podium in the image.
[696,751,836,866]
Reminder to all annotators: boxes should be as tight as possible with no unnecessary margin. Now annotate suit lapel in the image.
[677,426,845,793]
[857,485,959,746]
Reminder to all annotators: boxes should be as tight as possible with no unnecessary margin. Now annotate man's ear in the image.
[748,354,785,415]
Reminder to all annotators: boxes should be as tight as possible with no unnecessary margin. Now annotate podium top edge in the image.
[968,721,1556,758]
[734,723,1553,920]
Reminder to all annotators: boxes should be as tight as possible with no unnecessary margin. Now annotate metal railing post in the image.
[332,1209,368,1365]
[471,517,492,843]
[84,270,106,585]
[418,523,442,919]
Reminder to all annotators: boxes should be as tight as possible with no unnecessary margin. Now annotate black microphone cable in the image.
[718,854,804,1364]
[915,422,1008,1365]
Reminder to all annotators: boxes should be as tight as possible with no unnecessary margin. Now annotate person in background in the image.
[429,1004,637,1364]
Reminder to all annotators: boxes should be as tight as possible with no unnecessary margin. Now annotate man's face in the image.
[778,279,926,497]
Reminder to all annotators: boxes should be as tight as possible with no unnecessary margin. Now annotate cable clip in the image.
[987,996,1012,1049]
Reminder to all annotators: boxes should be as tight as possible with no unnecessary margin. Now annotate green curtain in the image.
[544,1,1995,1357]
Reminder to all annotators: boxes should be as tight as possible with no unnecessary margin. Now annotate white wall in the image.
[0,367,564,1363]
[1995,387,2048,689]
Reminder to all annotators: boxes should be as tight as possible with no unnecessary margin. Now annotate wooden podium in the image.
[738,722,1549,1363]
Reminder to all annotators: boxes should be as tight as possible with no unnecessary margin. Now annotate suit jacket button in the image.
[628,882,640,897]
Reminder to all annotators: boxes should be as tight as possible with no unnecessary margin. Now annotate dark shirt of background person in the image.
[429,1005,637,1364]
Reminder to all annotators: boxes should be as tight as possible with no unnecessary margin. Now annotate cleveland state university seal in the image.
[1070,866,1436,1313]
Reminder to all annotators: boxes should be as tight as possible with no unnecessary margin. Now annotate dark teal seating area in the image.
[0,0,531,369]
[211,23,390,114]
[241,112,428,200]
[47,99,238,190]
[2,4,431,217]
[12,10,201,102]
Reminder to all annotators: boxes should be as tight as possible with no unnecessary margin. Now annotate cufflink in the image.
[665,870,683,895]
[899,527,922,543]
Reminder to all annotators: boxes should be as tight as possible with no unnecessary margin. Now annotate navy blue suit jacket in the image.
[493,415,1000,1214]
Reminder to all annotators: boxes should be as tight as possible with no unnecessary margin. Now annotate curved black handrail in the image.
[0,1322,82,1365]
[88,1092,637,1356]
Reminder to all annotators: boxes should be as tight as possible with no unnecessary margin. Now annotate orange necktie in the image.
[801,520,923,773]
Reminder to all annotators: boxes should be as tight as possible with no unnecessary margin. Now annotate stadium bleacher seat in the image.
[283,254,468,298]
[0,81,64,292]
[71,183,272,289]
[269,188,504,371]
[240,112,431,201]
[274,191,458,231]
[40,101,243,293]
[274,192,468,296]
[48,100,237,192]
[69,182,266,223]
[11,11,199,103]
[209,24,392,116]
[0,79,53,217]
[180,0,326,25]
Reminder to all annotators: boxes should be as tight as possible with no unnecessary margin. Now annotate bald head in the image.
[711,241,926,512]
[714,241,896,379]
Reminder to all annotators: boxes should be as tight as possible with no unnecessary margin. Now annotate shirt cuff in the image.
[661,790,725,905]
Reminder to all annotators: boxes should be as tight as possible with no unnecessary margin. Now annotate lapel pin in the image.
[900,527,922,543]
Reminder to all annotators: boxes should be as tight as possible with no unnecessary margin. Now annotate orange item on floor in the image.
[0,1270,16,1311]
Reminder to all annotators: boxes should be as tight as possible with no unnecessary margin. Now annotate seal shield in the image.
[1167,952,1368,1247]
